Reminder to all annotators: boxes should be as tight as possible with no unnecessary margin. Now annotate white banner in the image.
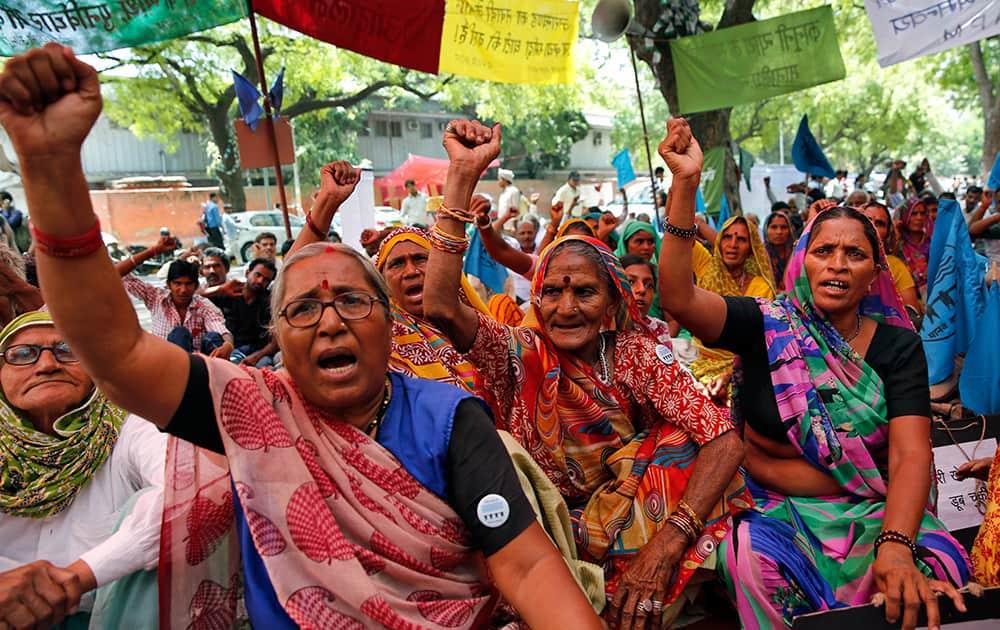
[865,0,1000,67]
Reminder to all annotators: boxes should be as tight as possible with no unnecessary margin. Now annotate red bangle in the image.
[31,218,104,258]
[305,212,326,239]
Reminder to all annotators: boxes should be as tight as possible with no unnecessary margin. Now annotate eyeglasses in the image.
[2,343,79,366]
[279,292,385,328]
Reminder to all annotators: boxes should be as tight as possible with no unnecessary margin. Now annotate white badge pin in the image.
[476,494,510,528]
[655,344,675,365]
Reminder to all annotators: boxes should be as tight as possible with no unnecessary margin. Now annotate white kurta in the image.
[0,415,166,610]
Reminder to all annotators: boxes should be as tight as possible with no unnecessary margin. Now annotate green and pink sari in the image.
[718,212,970,628]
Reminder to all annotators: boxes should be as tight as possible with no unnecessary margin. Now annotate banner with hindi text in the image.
[669,5,845,114]
[0,0,245,56]
[438,0,579,85]
[865,0,1000,67]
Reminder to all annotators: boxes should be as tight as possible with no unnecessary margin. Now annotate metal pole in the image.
[779,120,785,166]
[246,0,292,241]
[628,45,659,228]
[291,119,303,213]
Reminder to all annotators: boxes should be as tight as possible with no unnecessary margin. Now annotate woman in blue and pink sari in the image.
[657,118,970,629]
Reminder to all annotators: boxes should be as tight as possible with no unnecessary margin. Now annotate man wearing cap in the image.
[554,171,582,217]
[400,179,428,227]
[497,169,521,234]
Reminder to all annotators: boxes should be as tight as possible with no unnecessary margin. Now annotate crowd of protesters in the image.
[1,44,999,630]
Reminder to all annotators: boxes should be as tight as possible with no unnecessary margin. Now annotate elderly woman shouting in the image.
[0,312,166,629]
[657,118,970,630]
[423,119,748,628]
[0,45,601,629]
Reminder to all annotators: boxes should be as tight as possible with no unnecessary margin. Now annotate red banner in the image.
[254,0,445,74]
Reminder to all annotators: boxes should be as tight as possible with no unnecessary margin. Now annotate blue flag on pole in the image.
[268,67,285,119]
[920,198,987,384]
[611,149,637,190]
[463,227,508,295]
[791,115,835,179]
[959,281,1000,414]
[987,151,1000,191]
[718,193,731,225]
[232,71,264,131]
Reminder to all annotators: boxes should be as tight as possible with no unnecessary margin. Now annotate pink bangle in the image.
[31,218,104,258]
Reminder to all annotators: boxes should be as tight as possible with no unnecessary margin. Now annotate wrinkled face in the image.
[626,230,656,261]
[276,253,392,414]
[537,250,617,356]
[246,263,275,294]
[624,263,655,317]
[1,327,93,431]
[168,276,198,307]
[257,237,277,259]
[381,241,428,318]
[804,217,878,317]
[720,221,752,270]
[516,223,537,251]
[766,215,791,247]
[201,256,227,286]
[906,203,928,232]
[861,205,890,244]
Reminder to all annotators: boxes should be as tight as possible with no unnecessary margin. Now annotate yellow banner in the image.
[438,0,579,85]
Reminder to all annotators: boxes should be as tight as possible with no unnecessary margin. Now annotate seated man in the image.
[205,257,278,367]
[0,311,166,629]
[116,253,233,358]
[197,246,230,293]
[251,231,278,264]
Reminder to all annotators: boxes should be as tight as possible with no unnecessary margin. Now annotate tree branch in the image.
[282,80,395,118]
[732,99,770,144]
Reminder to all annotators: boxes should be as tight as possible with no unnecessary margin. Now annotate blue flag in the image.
[268,67,285,119]
[959,281,1000,414]
[791,115,835,179]
[463,228,508,295]
[611,149,637,190]
[988,151,1000,191]
[718,193,731,225]
[921,198,987,384]
[232,71,264,131]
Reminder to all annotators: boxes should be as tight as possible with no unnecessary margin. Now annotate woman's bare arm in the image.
[289,161,360,256]
[657,119,729,344]
[423,120,502,352]
[473,203,533,275]
[0,45,189,428]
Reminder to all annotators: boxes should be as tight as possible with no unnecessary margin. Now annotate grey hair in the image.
[269,242,391,330]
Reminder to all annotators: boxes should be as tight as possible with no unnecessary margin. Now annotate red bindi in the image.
[321,279,330,290]
[325,245,336,253]
[562,275,571,286]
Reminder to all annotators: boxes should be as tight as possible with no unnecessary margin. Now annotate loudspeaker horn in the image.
[591,0,633,42]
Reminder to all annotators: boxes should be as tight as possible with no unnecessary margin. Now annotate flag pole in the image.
[628,45,659,230]
[246,0,293,241]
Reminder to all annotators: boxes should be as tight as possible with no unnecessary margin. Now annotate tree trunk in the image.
[631,0,756,216]
[206,106,246,212]
[968,40,1000,175]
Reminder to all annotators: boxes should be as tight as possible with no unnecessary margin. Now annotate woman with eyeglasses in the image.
[0,45,601,630]
[862,202,923,316]
[0,311,166,629]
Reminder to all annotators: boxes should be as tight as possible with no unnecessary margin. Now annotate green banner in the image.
[0,1,246,56]
[701,147,725,216]
[669,5,845,115]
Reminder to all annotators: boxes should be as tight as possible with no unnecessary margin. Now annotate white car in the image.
[225,210,304,262]
[328,205,404,238]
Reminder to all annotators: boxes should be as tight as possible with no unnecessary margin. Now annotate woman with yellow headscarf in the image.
[689,216,776,394]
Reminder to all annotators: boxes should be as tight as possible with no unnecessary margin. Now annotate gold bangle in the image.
[666,513,697,544]
[677,499,705,533]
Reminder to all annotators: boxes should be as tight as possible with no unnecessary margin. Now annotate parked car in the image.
[225,210,305,262]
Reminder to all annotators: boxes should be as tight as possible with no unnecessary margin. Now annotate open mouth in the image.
[820,280,849,293]
[318,348,358,373]
[403,286,423,301]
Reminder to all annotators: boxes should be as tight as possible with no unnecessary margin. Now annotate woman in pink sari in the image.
[0,44,601,630]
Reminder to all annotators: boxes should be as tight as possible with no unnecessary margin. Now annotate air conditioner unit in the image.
[406,120,419,132]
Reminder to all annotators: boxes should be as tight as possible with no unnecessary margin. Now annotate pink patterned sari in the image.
[160,359,496,629]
